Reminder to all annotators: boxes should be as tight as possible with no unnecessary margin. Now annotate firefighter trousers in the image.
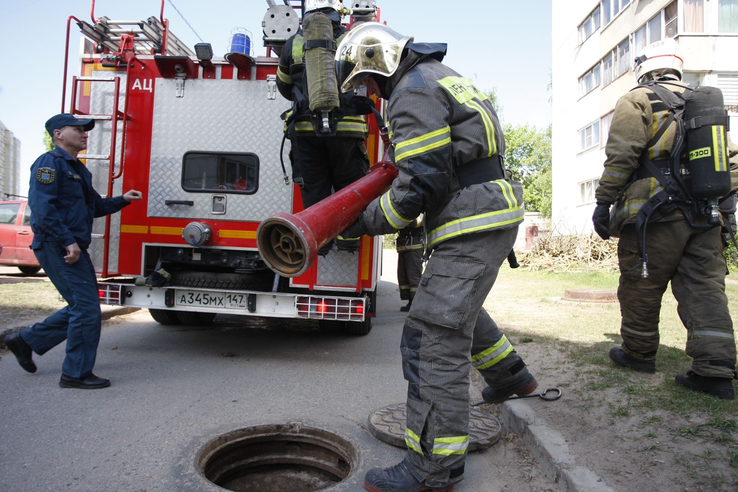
[617,221,736,378]
[398,249,423,301]
[401,227,532,485]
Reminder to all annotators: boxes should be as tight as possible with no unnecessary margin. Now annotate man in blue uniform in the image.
[4,113,142,389]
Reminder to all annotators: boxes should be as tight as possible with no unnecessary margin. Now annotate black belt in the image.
[456,155,504,188]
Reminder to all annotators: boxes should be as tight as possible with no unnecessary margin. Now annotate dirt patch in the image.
[500,328,738,492]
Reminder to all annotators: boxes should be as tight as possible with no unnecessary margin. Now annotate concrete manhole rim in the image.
[195,422,360,491]
[560,288,617,303]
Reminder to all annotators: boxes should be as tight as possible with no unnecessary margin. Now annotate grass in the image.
[0,281,66,329]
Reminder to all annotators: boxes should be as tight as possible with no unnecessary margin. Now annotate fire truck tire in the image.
[170,271,273,290]
[319,318,373,336]
[177,311,217,326]
[18,266,42,275]
[149,309,182,325]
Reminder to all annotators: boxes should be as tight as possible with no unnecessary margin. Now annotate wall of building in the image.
[0,119,22,198]
[552,0,738,235]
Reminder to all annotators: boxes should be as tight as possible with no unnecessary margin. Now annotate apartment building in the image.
[0,119,21,198]
[551,0,738,234]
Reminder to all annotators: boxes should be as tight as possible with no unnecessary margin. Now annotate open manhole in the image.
[368,403,502,451]
[197,423,357,491]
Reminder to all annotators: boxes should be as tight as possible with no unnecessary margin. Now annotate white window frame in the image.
[579,120,601,152]
[682,0,738,33]
[600,111,614,149]
[579,64,601,98]
[601,0,631,28]
[579,178,601,205]
[578,6,601,45]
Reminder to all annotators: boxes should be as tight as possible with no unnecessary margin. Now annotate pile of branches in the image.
[519,233,618,273]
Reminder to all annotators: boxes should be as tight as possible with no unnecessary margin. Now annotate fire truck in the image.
[64,0,387,335]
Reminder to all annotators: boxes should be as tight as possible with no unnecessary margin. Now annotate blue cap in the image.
[45,113,95,136]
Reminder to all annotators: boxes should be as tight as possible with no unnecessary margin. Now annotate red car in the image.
[0,200,41,274]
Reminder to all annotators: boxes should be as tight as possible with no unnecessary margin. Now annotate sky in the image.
[0,0,552,195]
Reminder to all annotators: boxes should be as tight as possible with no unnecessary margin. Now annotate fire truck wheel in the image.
[18,266,42,275]
[319,318,373,336]
[169,271,273,290]
[149,309,182,325]
[177,311,217,326]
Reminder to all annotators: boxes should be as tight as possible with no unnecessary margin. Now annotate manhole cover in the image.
[368,403,501,451]
[561,289,617,303]
[197,422,357,491]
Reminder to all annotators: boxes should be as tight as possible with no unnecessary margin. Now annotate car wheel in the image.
[177,311,217,326]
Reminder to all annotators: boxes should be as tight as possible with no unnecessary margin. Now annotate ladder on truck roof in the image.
[77,16,194,56]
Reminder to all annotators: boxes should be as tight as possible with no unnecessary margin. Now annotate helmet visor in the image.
[335,59,358,91]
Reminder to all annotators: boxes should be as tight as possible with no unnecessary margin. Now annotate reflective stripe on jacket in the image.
[360,52,524,246]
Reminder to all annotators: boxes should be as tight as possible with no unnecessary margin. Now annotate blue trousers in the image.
[20,240,102,378]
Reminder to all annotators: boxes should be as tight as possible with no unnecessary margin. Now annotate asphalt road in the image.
[0,257,551,492]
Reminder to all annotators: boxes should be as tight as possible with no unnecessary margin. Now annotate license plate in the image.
[175,290,247,309]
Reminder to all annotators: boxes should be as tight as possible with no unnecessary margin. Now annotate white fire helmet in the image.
[633,38,683,84]
[335,22,413,93]
[304,0,344,13]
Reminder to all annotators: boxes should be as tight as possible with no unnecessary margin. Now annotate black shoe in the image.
[400,302,412,312]
[4,332,37,373]
[365,457,455,492]
[59,373,111,390]
[318,240,334,257]
[609,347,656,373]
[482,373,538,404]
[675,372,735,399]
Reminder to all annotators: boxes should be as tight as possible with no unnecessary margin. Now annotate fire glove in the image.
[339,218,366,244]
[592,200,612,240]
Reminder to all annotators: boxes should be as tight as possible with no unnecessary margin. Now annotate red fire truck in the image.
[64,1,386,335]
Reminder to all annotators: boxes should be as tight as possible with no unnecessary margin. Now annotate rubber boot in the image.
[482,373,538,404]
[364,457,455,492]
[609,347,656,373]
[400,300,412,312]
[675,372,735,399]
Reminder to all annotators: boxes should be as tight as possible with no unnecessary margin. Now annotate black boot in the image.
[364,457,455,492]
[400,301,412,312]
[482,373,538,404]
[609,347,656,373]
[675,372,735,399]
[4,332,37,373]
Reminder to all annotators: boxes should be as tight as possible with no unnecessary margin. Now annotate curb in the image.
[498,399,615,492]
[0,306,139,345]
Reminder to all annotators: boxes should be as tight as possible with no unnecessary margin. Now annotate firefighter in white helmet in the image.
[593,38,737,399]
[276,0,369,254]
[337,22,538,491]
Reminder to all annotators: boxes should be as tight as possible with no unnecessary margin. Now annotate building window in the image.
[665,1,678,37]
[684,0,705,32]
[579,7,601,44]
[719,0,738,32]
[634,13,665,54]
[579,178,600,204]
[601,38,630,88]
[601,0,631,26]
[600,112,614,148]
[602,53,613,86]
[182,151,259,194]
[580,120,601,151]
[579,64,601,97]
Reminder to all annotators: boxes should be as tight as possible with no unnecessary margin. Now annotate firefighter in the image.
[276,0,369,255]
[336,23,538,491]
[592,39,737,399]
[3,114,142,389]
[396,217,424,312]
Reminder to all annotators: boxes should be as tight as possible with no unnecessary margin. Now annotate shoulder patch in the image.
[36,167,55,184]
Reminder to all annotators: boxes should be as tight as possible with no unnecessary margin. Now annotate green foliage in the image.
[43,130,53,151]
[503,124,552,215]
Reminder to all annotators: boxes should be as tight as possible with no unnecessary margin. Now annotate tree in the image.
[502,124,552,216]
[43,130,53,151]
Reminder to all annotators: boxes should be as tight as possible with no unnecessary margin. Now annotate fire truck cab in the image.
[67,1,384,335]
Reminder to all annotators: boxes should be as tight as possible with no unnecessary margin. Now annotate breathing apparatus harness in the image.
[629,80,733,277]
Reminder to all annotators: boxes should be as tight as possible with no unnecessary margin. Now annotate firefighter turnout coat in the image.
[355,45,533,485]
[594,84,737,379]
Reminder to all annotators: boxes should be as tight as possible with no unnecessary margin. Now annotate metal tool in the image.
[471,387,562,406]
